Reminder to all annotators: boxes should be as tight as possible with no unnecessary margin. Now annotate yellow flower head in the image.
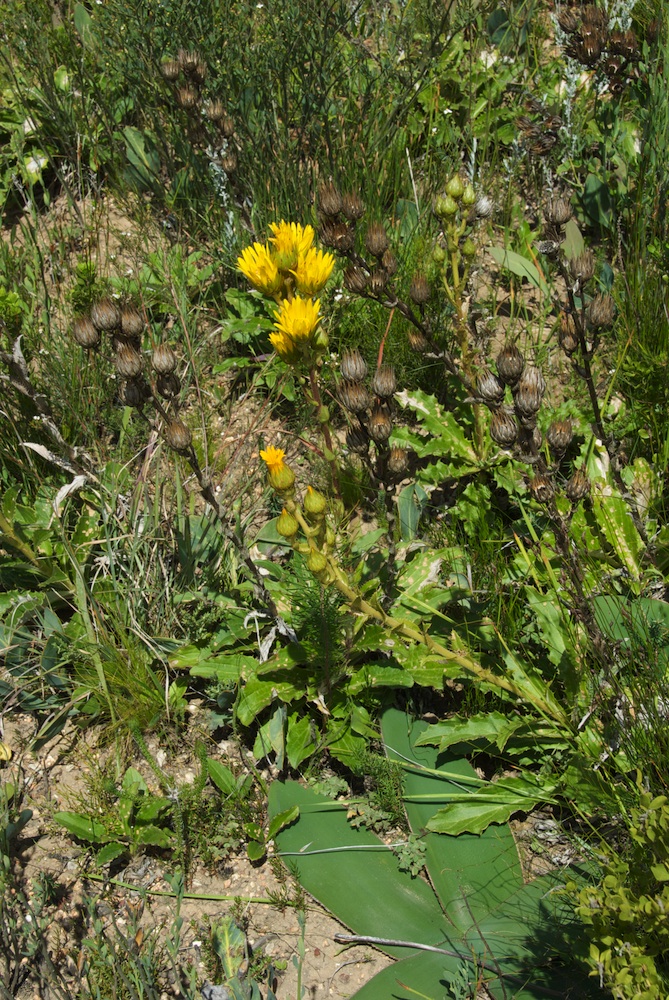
[292,247,335,296]
[259,445,295,492]
[237,242,282,296]
[269,329,300,363]
[273,296,321,345]
[269,221,314,270]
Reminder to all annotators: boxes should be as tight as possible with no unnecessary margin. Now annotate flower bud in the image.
[381,249,398,276]
[371,364,397,399]
[161,58,181,82]
[445,175,465,200]
[407,330,429,353]
[346,424,369,453]
[91,297,121,332]
[221,151,237,174]
[176,84,199,110]
[432,245,446,264]
[72,316,100,348]
[332,222,355,253]
[164,420,192,453]
[434,194,458,219]
[206,99,225,122]
[475,195,494,219]
[545,197,573,226]
[156,372,181,398]
[368,404,393,443]
[340,349,368,383]
[178,49,199,73]
[368,270,388,296]
[461,238,477,258]
[496,344,524,387]
[304,486,327,517]
[517,366,546,399]
[565,469,590,502]
[306,549,328,575]
[122,379,150,408]
[365,222,389,258]
[387,446,409,477]
[559,312,579,355]
[461,182,476,206]
[218,113,235,139]
[277,508,299,538]
[490,408,518,448]
[152,343,178,375]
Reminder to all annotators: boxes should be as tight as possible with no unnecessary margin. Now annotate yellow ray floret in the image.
[273,296,321,344]
[269,221,314,261]
[259,446,286,474]
[259,445,295,491]
[237,242,281,296]
[292,247,335,296]
[268,329,300,363]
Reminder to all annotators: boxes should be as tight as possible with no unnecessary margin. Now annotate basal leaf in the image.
[414,711,527,752]
[54,811,109,844]
[425,773,556,836]
[488,246,549,294]
[591,492,644,588]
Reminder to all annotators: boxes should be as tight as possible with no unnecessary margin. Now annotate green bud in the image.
[462,183,476,206]
[434,194,458,219]
[462,238,477,258]
[304,486,327,516]
[432,245,446,264]
[317,405,330,424]
[306,549,328,575]
[276,508,299,538]
[445,175,465,200]
[325,526,335,547]
[313,327,329,351]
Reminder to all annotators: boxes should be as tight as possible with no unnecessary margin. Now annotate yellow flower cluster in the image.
[237,221,334,365]
[237,221,334,301]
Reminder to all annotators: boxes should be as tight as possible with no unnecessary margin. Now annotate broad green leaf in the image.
[246,840,265,862]
[96,842,126,866]
[285,714,316,769]
[488,246,549,294]
[207,758,239,796]
[267,804,299,842]
[73,3,95,45]
[135,825,174,847]
[346,664,413,695]
[236,675,304,726]
[122,766,148,796]
[524,587,572,670]
[424,773,557,836]
[562,218,585,259]
[211,916,246,980]
[591,492,644,588]
[54,811,109,844]
[396,483,428,541]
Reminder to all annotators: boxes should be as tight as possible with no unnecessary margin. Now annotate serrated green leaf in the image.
[268,805,299,842]
[211,916,246,980]
[135,825,174,847]
[425,773,556,836]
[96,842,126,866]
[414,712,527,752]
[591,492,644,587]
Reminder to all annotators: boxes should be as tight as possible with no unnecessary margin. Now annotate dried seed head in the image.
[559,312,579,355]
[407,329,429,353]
[346,424,369,454]
[368,270,388,296]
[161,58,181,82]
[164,419,192,453]
[518,365,546,398]
[476,367,505,405]
[570,250,595,284]
[529,474,554,504]
[177,48,199,72]
[221,151,238,174]
[409,274,430,305]
[587,292,615,329]
[368,404,393,443]
[565,469,590,503]
[515,385,543,418]
[120,305,144,339]
[340,349,368,383]
[545,197,573,226]
[156,372,181,399]
[557,9,579,33]
[547,419,573,456]
[91,297,121,332]
[343,266,369,295]
[387,446,409,477]
[490,408,518,448]
[365,222,389,258]
[331,222,355,253]
[115,344,143,379]
[206,99,225,122]
[122,378,150,408]
[474,194,494,219]
[176,84,199,110]
[152,343,178,375]
[381,249,398,276]
[318,181,343,219]
[496,344,525,387]
[190,57,207,85]
[338,380,371,414]
[72,316,100,349]
[341,191,365,221]
[371,364,397,399]
[218,113,235,139]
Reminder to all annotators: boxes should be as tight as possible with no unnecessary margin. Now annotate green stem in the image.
[308,366,340,496]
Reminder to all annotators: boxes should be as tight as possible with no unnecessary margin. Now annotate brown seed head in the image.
[381,250,398,276]
[365,222,389,258]
[206,99,225,122]
[91,297,121,332]
[177,49,199,72]
[120,305,144,339]
[161,58,181,82]
[338,380,371,414]
[341,191,365,221]
[72,316,100,349]
[587,293,615,329]
[570,250,595,284]
[368,404,393,443]
[368,270,388,296]
[346,424,369,454]
[557,9,579,33]
[529,474,555,504]
[152,343,178,375]
[559,312,579,355]
[490,408,518,448]
[387,446,409,477]
[565,469,590,503]
[115,344,143,379]
[407,329,429,353]
[176,84,199,110]
[164,420,192,453]
[221,151,238,174]
[496,344,525,387]
[343,266,369,295]
[518,365,546,398]
[476,367,505,405]
[156,372,181,399]
[547,419,573,456]
[409,274,430,305]
[340,349,368,383]
[218,113,235,139]
[546,197,573,226]
[318,181,343,219]
[122,379,150,408]
[371,364,397,399]
[190,57,207,85]
[515,386,543,418]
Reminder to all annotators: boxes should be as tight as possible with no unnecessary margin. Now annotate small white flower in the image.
[24,154,47,179]
[479,49,498,69]
[22,118,36,135]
